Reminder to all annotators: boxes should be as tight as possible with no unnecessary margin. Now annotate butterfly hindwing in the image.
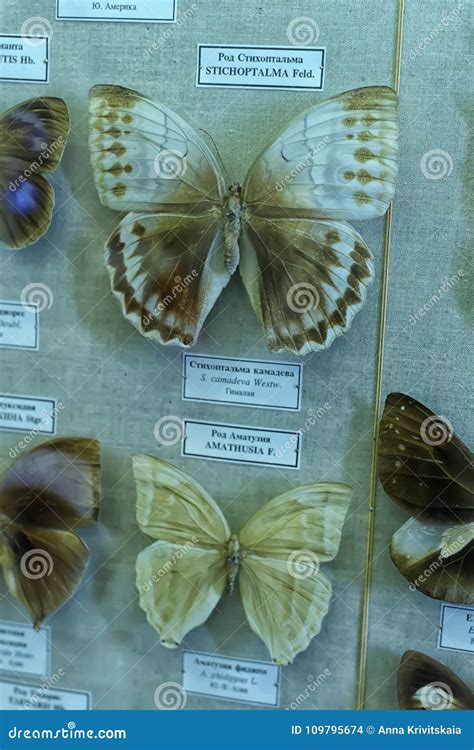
[0,438,101,627]
[398,650,474,710]
[134,455,231,647]
[390,517,474,604]
[106,211,228,347]
[0,97,70,250]
[136,540,228,648]
[239,217,373,354]
[239,483,352,664]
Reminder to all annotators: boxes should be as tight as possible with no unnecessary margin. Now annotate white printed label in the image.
[0,302,39,351]
[182,419,301,469]
[57,0,176,22]
[0,34,49,83]
[197,45,325,91]
[438,604,474,653]
[0,395,58,435]
[0,679,90,710]
[0,622,50,677]
[182,651,280,706]
[182,354,302,411]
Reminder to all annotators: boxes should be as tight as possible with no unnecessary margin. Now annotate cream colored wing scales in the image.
[137,541,228,648]
[239,483,352,664]
[133,455,230,545]
[106,211,228,347]
[239,217,373,354]
[243,86,398,219]
[134,456,231,647]
[89,85,226,211]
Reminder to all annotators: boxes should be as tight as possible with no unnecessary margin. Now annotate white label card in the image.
[56,0,177,22]
[0,679,90,710]
[0,302,39,351]
[0,622,50,677]
[0,34,49,83]
[182,419,301,469]
[182,354,302,411]
[182,651,280,706]
[0,394,57,435]
[438,604,474,653]
[197,45,325,91]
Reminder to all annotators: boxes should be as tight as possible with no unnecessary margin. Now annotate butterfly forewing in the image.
[89,84,226,211]
[238,483,352,664]
[378,393,474,521]
[89,85,232,347]
[243,86,398,219]
[0,97,70,250]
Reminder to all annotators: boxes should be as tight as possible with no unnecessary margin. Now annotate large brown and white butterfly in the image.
[0,97,70,250]
[378,393,474,604]
[0,438,101,628]
[89,85,398,355]
[134,455,352,665]
[398,650,474,710]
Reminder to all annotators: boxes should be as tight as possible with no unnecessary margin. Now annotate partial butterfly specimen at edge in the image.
[0,97,70,249]
[88,84,398,355]
[378,392,474,604]
[133,456,352,665]
[398,650,474,710]
[0,438,101,628]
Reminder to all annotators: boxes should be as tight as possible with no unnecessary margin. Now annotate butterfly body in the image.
[89,85,398,354]
[223,183,243,274]
[226,534,241,594]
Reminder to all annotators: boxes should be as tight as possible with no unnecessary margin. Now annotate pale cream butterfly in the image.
[133,455,352,665]
[89,85,398,355]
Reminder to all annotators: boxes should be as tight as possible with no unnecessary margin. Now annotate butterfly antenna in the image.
[199,129,232,185]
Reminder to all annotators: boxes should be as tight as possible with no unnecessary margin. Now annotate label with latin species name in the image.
[182,651,280,706]
[0,302,39,350]
[197,44,325,91]
[0,622,50,677]
[0,678,90,710]
[0,34,49,83]
[56,0,176,22]
[182,354,302,411]
[0,394,58,435]
[438,604,474,653]
[182,419,301,469]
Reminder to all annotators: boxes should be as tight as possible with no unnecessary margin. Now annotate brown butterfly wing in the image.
[0,438,101,628]
[0,97,70,250]
[391,518,473,604]
[0,438,101,529]
[398,650,474,710]
[0,524,89,629]
[378,393,474,522]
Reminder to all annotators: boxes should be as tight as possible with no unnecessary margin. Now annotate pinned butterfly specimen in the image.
[378,393,474,603]
[133,456,352,665]
[0,438,101,628]
[89,85,398,355]
[0,97,70,250]
[398,650,474,710]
